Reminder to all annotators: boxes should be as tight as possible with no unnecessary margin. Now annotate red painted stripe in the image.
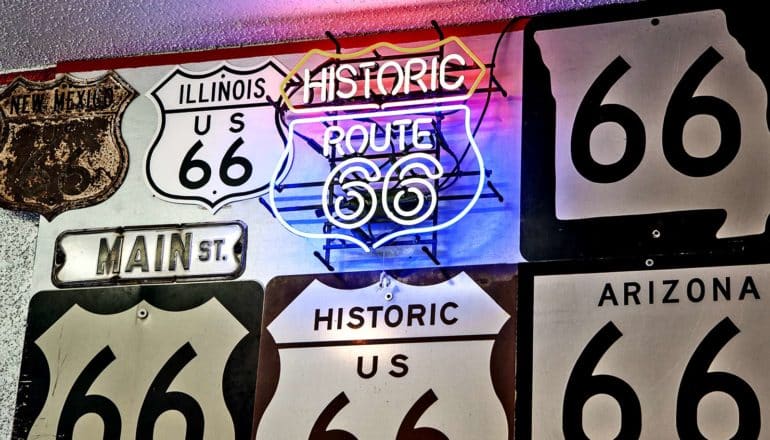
[0,68,57,86]
[56,18,527,73]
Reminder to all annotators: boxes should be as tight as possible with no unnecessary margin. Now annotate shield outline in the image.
[0,71,136,220]
[268,103,486,252]
[145,58,291,212]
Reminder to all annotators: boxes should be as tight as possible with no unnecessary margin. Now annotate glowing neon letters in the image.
[270,37,486,251]
[269,104,484,252]
[321,153,444,230]
[322,117,433,157]
[303,54,467,104]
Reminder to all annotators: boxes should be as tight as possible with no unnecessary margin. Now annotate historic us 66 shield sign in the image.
[12,281,262,440]
[254,265,516,439]
[146,59,288,212]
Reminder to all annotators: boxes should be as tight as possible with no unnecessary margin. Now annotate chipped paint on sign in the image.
[0,72,136,219]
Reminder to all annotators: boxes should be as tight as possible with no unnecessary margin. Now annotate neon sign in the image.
[280,37,487,113]
[270,37,488,253]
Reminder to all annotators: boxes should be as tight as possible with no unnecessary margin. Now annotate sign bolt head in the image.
[645,258,654,267]
[137,308,149,319]
[651,229,661,239]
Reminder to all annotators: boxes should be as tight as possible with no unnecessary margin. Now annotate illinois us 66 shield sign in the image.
[517,258,770,439]
[254,266,516,439]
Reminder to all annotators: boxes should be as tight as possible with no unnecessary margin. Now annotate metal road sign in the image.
[518,256,770,438]
[0,72,135,219]
[52,221,246,287]
[12,281,263,440]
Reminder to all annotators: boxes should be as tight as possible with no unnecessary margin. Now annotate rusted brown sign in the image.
[0,72,136,219]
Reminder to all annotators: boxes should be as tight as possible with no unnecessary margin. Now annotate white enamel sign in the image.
[519,261,769,439]
[255,268,516,439]
[146,60,288,212]
[53,221,245,286]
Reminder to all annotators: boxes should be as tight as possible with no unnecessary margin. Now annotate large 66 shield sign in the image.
[146,60,287,212]
[254,266,516,439]
[12,282,262,440]
[520,1,770,261]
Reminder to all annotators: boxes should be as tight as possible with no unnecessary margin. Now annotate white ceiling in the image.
[0,0,630,72]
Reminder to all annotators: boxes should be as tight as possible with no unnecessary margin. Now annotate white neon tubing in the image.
[381,153,443,226]
[268,103,485,252]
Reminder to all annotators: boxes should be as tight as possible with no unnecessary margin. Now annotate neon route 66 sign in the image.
[268,37,491,253]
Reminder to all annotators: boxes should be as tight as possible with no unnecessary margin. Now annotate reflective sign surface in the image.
[520,1,770,261]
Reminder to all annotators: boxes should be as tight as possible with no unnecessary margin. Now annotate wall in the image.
[0,0,629,437]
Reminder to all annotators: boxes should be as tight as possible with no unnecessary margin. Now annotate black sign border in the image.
[12,280,264,440]
[520,0,770,262]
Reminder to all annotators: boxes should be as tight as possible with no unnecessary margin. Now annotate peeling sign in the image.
[0,71,136,220]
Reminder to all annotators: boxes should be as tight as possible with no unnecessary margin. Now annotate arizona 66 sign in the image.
[520,1,770,260]
[518,257,770,439]
[12,282,262,440]
[254,266,515,439]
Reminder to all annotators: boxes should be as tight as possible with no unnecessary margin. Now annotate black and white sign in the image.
[520,1,770,261]
[52,221,246,287]
[517,258,770,439]
[146,60,288,212]
[12,281,262,440]
[254,266,516,439]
